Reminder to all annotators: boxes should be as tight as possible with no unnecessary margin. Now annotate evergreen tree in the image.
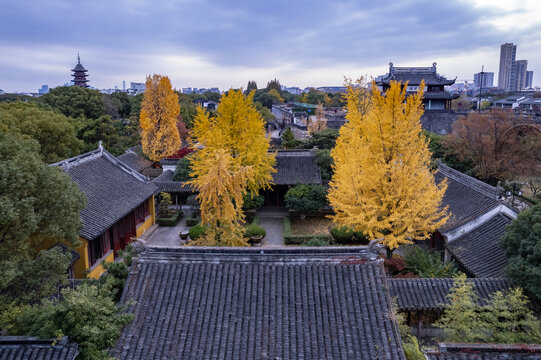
[266,78,281,93]
[140,75,181,162]
[246,80,258,93]
[328,80,448,254]
[281,127,301,149]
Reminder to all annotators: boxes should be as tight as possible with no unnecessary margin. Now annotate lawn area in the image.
[290,216,334,235]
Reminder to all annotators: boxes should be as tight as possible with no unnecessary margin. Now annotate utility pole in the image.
[478,65,484,113]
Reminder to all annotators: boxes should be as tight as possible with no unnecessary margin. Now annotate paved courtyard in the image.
[141,207,288,247]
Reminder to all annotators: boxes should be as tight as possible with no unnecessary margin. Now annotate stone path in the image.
[144,206,191,247]
[257,208,288,246]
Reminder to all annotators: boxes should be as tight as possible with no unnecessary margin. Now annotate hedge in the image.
[185,215,200,227]
[283,217,332,245]
[189,223,207,239]
[156,211,183,226]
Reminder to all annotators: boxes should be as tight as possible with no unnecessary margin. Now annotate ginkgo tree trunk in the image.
[328,80,448,257]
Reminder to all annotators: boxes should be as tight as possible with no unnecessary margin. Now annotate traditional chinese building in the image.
[71,54,89,88]
[376,63,458,110]
[53,142,157,279]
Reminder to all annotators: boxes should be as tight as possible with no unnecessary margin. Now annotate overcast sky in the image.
[1,0,540,92]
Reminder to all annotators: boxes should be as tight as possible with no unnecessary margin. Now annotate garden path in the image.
[257,208,288,246]
[144,206,191,247]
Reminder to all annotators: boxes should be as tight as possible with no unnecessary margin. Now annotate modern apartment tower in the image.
[514,60,528,90]
[498,43,516,91]
[526,71,534,89]
[474,72,494,89]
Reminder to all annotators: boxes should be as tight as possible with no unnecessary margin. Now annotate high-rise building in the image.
[514,60,528,90]
[498,43,516,91]
[526,71,534,89]
[38,85,49,94]
[473,72,494,89]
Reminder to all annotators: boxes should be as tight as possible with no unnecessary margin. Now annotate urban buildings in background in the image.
[473,72,494,89]
[38,85,49,94]
[498,43,534,91]
[181,87,220,94]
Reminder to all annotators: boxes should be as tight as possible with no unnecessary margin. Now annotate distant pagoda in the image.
[71,54,89,87]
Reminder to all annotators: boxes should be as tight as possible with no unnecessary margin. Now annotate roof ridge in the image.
[437,160,502,200]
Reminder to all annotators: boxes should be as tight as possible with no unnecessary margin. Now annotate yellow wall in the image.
[72,237,115,279]
[136,195,156,238]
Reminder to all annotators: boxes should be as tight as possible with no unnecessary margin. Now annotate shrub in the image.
[303,238,329,247]
[189,223,207,240]
[330,226,355,243]
[284,184,328,216]
[245,224,266,238]
[159,192,172,216]
[242,192,265,210]
[384,255,407,276]
[330,226,369,244]
[156,211,183,226]
[173,156,192,181]
[185,216,200,227]
[404,246,456,278]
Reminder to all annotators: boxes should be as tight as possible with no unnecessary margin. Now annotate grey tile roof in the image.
[152,170,194,193]
[54,146,157,240]
[117,152,153,173]
[424,343,541,359]
[273,149,322,185]
[141,167,163,179]
[112,247,405,360]
[447,213,513,278]
[0,337,79,360]
[377,64,456,86]
[388,278,511,311]
[437,162,502,232]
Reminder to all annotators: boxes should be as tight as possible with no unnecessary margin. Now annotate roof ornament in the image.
[389,62,394,74]
[98,140,103,153]
[77,52,81,64]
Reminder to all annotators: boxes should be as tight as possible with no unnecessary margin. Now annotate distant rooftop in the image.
[377,62,456,87]
[0,336,79,360]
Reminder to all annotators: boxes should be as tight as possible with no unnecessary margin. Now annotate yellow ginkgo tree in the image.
[140,75,181,162]
[328,80,448,256]
[189,149,250,246]
[189,89,275,245]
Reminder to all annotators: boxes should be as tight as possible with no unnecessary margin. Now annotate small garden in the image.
[385,245,457,278]
[156,193,183,226]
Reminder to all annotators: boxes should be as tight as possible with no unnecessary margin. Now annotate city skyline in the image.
[1,0,541,92]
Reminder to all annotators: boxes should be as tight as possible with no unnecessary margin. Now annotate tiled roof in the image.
[424,343,541,359]
[437,162,502,232]
[152,170,194,193]
[377,64,456,86]
[117,152,153,173]
[0,337,79,360]
[273,149,322,185]
[53,145,157,240]
[160,158,180,166]
[141,167,163,179]
[447,213,513,278]
[388,278,511,311]
[112,247,405,360]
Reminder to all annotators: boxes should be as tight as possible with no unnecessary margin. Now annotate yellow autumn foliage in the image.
[188,149,249,246]
[328,80,448,250]
[307,103,327,133]
[191,89,275,194]
[140,75,181,162]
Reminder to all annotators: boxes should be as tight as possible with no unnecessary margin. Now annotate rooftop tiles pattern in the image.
[117,151,153,173]
[447,213,513,278]
[273,149,322,185]
[112,247,405,360]
[0,337,79,360]
[388,278,511,311]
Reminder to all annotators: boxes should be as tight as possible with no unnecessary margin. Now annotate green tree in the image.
[301,89,331,105]
[246,80,258,93]
[500,203,541,301]
[253,89,284,109]
[0,102,81,163]
[315,149,334,180]
[281,127,302,149]
[110,91,132,118]
[72,115,125,155]
[284,184,328,219]
[255,102,275,123]
[303,128,339,150]
[435,274,541,344]
[40,86,105,119]
[173,156,193,181]
[266,78,281,93]
[0,133,85,326]
[17,283,134,360]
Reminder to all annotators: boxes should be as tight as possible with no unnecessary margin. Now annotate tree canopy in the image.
[140,75,182,162]
[435,274,541,344]
[0,133,85,324]
[444,110,541,183]
[328,80,448,252]
[0,102,81,163]
[284,184,328,218]
[500,203,541,301]
[39,85,106,119]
